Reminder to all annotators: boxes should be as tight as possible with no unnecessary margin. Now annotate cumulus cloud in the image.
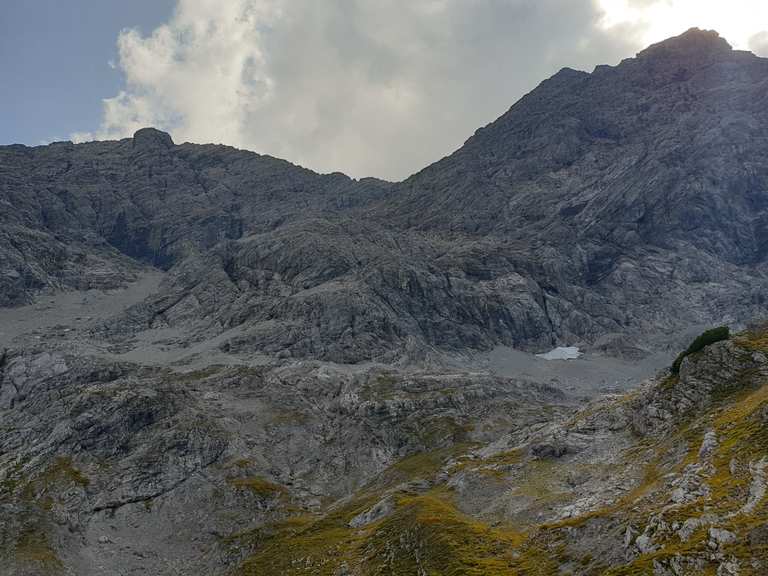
[750,31,768,56]
[76,0,640,179]
[596,0,768,51]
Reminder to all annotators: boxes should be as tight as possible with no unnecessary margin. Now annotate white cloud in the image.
[597,0,768,50]
[79,0,646,179]
[750,31,768,56]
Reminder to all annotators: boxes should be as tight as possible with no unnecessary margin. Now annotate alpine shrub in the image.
[671,326,730,375]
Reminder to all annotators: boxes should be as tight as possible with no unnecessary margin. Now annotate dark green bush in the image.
[671,326,730,375]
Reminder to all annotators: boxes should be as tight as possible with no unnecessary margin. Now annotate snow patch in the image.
[536,346,582,361]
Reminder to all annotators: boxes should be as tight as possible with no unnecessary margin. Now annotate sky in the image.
[2,1,767,180]
[0,1,175,148]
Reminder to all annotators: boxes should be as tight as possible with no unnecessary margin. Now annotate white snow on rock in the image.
[536,346,582,361]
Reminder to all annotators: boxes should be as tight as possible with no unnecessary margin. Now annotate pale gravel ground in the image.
[0,266,718,400]
[475,322,717,396]
[0,270,279,372]
[0,271,164,349]
[109,323,272,371]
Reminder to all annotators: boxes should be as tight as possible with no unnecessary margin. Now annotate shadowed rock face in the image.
[2,29,768,361]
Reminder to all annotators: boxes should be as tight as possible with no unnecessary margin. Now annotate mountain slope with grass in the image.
[228,324,768,575]
[2,322,768,574]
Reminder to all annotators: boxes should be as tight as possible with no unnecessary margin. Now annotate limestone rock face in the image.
[2,29,768,360]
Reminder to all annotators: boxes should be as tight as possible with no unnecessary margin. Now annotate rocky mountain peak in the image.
[636,27,732,62]
[132,127,174,149]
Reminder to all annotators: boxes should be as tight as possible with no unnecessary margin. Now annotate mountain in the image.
[385,28,768,345]
[1,28,768,575]
[3,28,768,363]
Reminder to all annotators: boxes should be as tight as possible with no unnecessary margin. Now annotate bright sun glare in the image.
[597,0,768,51]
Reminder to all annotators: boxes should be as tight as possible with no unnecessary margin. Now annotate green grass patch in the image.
[671,326,730,375]
[15,527,62,571]
[227,476,288,498]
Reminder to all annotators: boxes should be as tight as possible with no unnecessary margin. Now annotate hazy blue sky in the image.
[1,1,174,145]
[2,1,767,179]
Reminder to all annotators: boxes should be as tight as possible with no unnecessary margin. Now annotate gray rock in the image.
[699,431,719,459]
[635,533,655,554]
[348,496,394,528]
[717,558,741,576]
[709,528,737,548]
[749,524,768,546]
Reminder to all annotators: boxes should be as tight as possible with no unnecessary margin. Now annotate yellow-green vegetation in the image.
[41,457,90,488]
[706,382,768,515]
[416,416,474,449]
[266,407,310,426]
[515,329,768,573]
[570,365,768,572]
[360,372,399,401]
[14,527,62,571]
[362,489,532,576]
[219,513,318,554]
[227,476,288,499]
[658,373,679,390]
[378,444,476,489]
[1,456,90,517]
[510,458,572,505]
[228,436,574,575]
[235,496,377,575]
[19,457,89,507]
[478,448,524,468]
[235,487,538,576]
[599,536,710,576]
[452,448,524,478]
[391,450,449,478]
[735,322,768,353]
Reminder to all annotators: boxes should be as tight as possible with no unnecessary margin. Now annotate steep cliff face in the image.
[394,29,768,245]
[0,130,383,302]
[2,29,768,361]
[384,27,768,349]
